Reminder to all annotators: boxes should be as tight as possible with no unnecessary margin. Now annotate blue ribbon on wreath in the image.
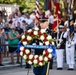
[14,42,56,57]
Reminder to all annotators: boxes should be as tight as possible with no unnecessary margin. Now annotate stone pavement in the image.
[0,54,25,70]
[0,66,76,75]
[0,62,76,75]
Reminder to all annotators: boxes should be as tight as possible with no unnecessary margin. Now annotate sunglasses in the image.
[11,28,15,30]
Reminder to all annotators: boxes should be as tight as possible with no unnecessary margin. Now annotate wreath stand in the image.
[46,61,50,75]
[20,56,30,75]
[20,45,50,75]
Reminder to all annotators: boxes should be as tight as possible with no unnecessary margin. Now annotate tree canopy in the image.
[0,0,44,13]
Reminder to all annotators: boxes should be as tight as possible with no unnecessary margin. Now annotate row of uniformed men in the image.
[55,24,76,70]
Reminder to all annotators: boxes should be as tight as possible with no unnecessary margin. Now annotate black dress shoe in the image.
[57,68,63,70]
[49,67,53,69]
[16,62,21,64]
[25,66,31,68]
[0,64,4,66]
[49,66,53,69]
[68,68,70,70]
[70,68,74,70]
[68,68,74,70]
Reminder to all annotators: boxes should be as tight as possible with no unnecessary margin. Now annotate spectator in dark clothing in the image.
[4,24,10,36]
[22,20,28,31]
[4,24,10,57]
[0,26,7,66]
[0,11,2,17]
[16,22,24,40]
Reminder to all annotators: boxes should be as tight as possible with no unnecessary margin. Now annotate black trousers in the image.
[25,62,31,68]
[49,58,53,69]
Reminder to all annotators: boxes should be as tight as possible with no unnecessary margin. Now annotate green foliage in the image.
[0,0,44,13]
[0,0,16,4]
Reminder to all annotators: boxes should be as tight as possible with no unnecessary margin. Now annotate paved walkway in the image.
[0,62,76,75]
[0,67,76,75]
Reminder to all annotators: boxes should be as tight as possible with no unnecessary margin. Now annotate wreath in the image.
[20,27,55,67]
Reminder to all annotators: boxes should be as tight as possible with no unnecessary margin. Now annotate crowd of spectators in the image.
[0,8,49,66]
[0,9,36,66]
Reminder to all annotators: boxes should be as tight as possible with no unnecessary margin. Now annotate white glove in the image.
[68,43,71,48]
[57,44,60,48]
[59,39,63,43]
[67,28,70,32]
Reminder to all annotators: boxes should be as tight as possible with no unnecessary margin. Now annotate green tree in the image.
[0,0,45,13]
